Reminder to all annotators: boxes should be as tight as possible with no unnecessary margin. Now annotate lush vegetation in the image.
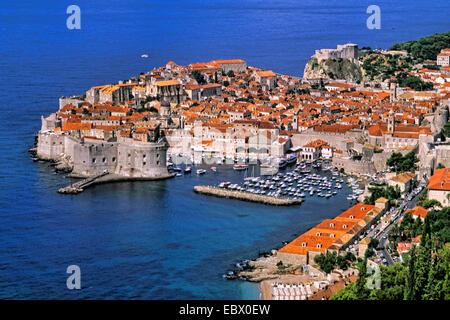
[427,206,450,244]
[331,214,450,300]
[422,199,442,210]
[386,151,419,173]
[226,70,235,77]
[423,64,440,70]
[314,251,356,274]
[364,238,380,259]
[389,206,449,249]
[442,122,450,138]
[361,54,411,81]
[388,212,423,246]
[363,184,401,205]
[389,32,450,62]
[395,72,434,91]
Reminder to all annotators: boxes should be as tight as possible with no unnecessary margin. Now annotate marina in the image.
[186,158,359,205]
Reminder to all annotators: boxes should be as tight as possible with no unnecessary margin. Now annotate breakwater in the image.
[193,186,303,206]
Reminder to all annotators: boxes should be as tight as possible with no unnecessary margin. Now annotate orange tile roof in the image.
[62,122,91,131]
[406,206,429,219]
[427,168,450,190]
[212,59,246,64]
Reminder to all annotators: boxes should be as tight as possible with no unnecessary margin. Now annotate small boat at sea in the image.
[211,166,217,172]
[233,164,248,171]
[196,169,206,175]
[184,167,191,173]
[141,54,149,58]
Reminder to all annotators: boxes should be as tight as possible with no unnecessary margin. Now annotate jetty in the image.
[58,172,175,194]
[193,186,303,206]
[58,172,110,194]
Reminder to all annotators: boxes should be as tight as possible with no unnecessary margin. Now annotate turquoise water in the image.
[0,0,449,299]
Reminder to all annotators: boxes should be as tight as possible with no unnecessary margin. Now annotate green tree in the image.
[355,258,369,299]
[404,245,417,300]
[413,218,432,299]
[314,251,337,274]
[421,199,442,209]
[368,264,407,300]
[387,151,419,172]
[191,70,206,84]
[330,282,359,300]
[437,163,445,169]
[422,245,450,300]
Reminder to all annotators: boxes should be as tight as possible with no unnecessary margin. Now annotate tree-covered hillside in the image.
[390,32,450,62]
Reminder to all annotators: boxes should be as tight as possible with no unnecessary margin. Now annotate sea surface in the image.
[0,0,449,299]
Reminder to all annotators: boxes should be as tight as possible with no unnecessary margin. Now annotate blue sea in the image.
[0,0,449,299]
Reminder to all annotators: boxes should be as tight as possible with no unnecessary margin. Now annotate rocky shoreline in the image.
[193,186,304,206]
[28,146,73,173]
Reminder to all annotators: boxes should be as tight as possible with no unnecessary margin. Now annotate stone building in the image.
[277,203,384,267]
[253,70,277,90]
[211,59,247,73]
[313,43,358,62]
[427,168,450,207]
[86,83,136,104]
[437,48,450,66]
[146,79,185,104]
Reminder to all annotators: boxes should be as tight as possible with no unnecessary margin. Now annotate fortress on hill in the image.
[313,43,358,61]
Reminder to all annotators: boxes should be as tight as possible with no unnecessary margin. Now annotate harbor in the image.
[186,156,361,206]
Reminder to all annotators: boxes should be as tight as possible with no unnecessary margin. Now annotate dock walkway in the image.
[58,172,109,194]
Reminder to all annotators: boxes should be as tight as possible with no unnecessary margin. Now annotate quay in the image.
[58,172,110,194]
[193,185,303,206]
[58,172,174,194]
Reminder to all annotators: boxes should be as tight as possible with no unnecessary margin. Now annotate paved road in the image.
[370,185,424,266]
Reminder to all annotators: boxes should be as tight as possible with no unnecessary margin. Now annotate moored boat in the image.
[233,164,248,171]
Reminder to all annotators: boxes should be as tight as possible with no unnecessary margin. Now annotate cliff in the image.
[303,57,362,83]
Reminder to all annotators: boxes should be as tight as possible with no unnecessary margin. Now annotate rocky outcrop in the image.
[303,57,362,83]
